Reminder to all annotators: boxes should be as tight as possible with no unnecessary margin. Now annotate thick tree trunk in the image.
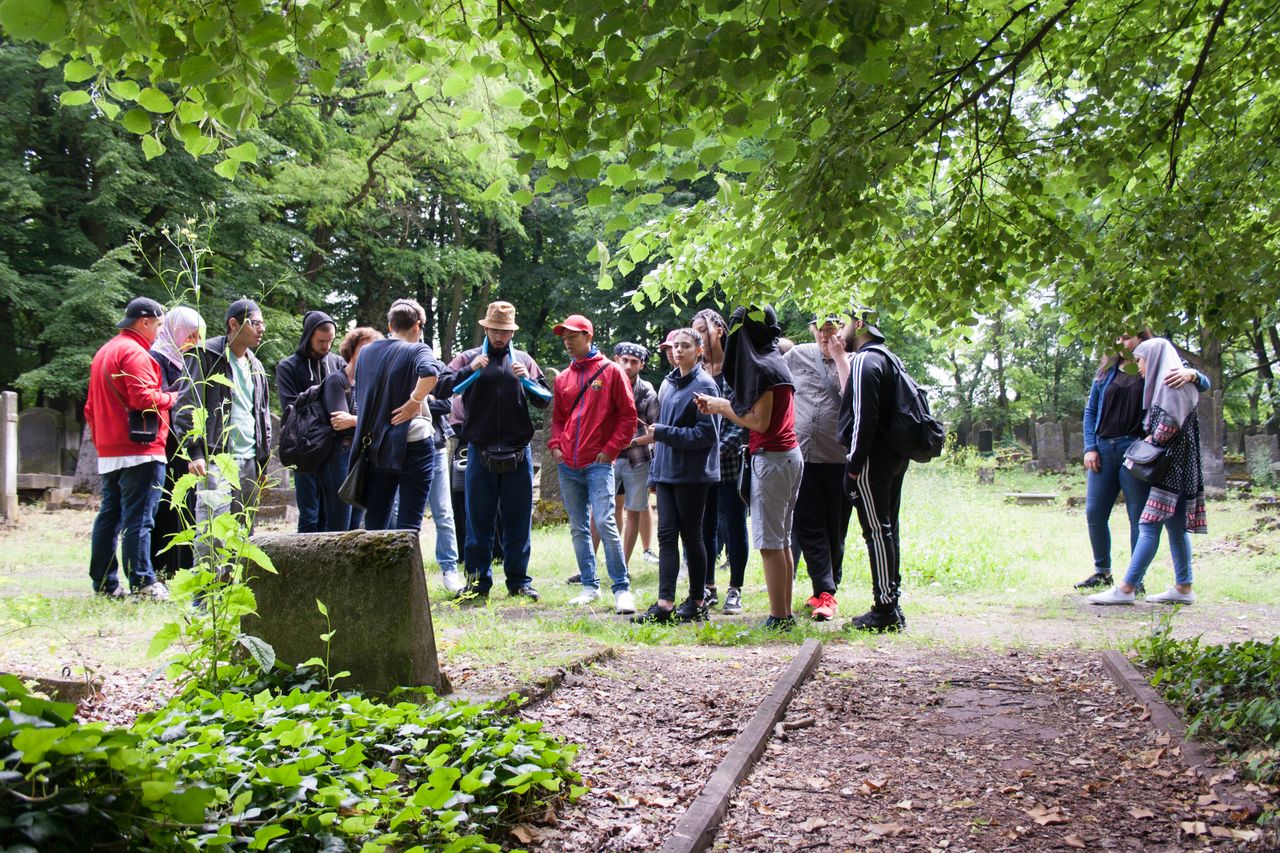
[1196,331,1226,491]
[469,220,498,349]
[441,204,466,361]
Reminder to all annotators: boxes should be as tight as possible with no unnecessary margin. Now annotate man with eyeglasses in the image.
[177,299,273,545]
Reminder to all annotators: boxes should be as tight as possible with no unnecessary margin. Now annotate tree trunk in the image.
[991,315,1008,439]
[470,220,498,349]
[1196,330,1226,490]
[441,203,466,361]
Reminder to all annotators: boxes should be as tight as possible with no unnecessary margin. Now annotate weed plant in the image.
[1133,613,1280,784]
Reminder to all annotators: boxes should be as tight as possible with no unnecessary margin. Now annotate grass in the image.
[2,464,1278,684]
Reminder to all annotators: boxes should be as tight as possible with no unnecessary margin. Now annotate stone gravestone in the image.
[247,530,443,694]
[1226,429,1243,455]
[1,392,17,521]
[1065,429,1084,464]
[977,429,994,455]
[72,424,101,495]
[1245,434,1280,481]
[1013,420,1030,448]
[1035,420,1065,472]
[17,407,64,476]
[535,426,560,506]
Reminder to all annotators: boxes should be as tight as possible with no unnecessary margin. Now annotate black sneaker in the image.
[456,586,489,606]
[703,586,719,609]
[846,606,905,633]
[762,615,796,632]
[566,573,582,584]
[509,584,540,601]
[1074,572,1113,589]
[631,603,675,624]
[674,597,709,623]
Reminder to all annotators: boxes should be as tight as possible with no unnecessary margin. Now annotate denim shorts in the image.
[614,458,652,512]
[749,448,803,550]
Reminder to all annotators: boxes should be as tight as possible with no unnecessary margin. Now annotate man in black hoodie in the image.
[275,310,345,532]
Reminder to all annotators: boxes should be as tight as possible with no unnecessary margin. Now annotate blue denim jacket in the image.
[1084,363,1209,453]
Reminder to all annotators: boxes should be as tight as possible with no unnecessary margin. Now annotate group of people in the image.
[1077,332,1209,606]
[84,294,917,632]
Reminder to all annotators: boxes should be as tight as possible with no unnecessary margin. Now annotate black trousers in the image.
[657,482,710,602]
[794,462,853,596]
[850,453,909,609]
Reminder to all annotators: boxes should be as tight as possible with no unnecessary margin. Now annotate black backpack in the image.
[278,383,337,474]
[862,344,945,463]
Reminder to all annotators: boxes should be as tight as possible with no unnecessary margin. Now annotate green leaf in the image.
[110,79,140,100]
[586,186,611,207]
[141,134,165,160]
[316,598,329,617]
[480,178,504,200]
[137,87,175,113]
[213,158,240,180]
[120,109,152,135]
[237,635,276,672]
[225,142,258,163]
[63,60,95,82]
[457,107,484,130]
[441,74,469,98]
[0,0,64,41]
[148,622,180,658]
[58,90,90,106]
[249,825,290,850]
[180,55,220,87]
[494,87,525,108]
[512,189,533,205]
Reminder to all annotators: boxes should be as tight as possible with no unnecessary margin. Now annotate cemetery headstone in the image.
[1245,434,1280,482]
[72,424,101,495]
[977,429,994,455]
[1,393,16,521]
[1065,429,1084,463]
[1035,421,1065,472]
[247,530,444,694]
[17,407,63,476]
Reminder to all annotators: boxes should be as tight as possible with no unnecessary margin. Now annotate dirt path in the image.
[524,644,1276,851]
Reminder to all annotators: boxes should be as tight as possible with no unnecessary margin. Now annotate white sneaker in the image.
[441,571,466,594]
[1088,587,1136,605]
[1146,587,1196,605]
[569,588,602,606]
[136,582,170,600]
[642,549,659,565]
[614,589,637,614]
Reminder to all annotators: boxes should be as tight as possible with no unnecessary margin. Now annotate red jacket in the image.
[548,351,637,469]
[84,329,178,459]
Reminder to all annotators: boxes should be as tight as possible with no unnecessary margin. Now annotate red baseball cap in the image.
[553,314,594,336]
[658,330,680,350]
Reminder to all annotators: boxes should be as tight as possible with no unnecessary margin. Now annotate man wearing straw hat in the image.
[435,302,550,602]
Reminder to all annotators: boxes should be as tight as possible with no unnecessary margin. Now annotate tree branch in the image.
[1166,0,1231,189]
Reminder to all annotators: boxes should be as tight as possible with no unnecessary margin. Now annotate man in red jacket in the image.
[548,315,638,614]
[84,297,179,599]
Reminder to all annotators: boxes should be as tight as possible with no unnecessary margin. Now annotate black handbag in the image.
[338,436,370,509]
[479,447,522,475]
[108,373,160,444]
[737,452,753,508]
[1124,439,1170,483]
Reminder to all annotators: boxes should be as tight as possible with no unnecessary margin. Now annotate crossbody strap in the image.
[570,363,610,414]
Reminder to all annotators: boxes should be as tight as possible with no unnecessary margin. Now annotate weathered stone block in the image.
[1245,433,1279,468]
[246,531,443,694]
[1035,421,1065,472]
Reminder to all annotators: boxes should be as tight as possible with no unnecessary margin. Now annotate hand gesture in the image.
[512,360,529,379]
[470,353,489,371]
[1164,367,1198,388]
[390,397,424,425]
[1083,450,1101,473]
[189,458,207,477]
[330,411,356,431]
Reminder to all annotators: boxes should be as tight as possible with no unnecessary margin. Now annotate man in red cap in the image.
[548,315,638,614]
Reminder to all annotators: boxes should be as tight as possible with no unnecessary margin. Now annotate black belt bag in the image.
[479,447,522,475]
[1123,439,1170,484]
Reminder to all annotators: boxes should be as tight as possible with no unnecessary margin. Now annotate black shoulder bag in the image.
[338,366,389,510]
[1123,439,1170,484]
[107,369,160,445]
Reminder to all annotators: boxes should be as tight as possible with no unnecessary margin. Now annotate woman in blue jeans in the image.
[1075,332,1204,590]
[1089,337,1207,606]
[321,327,381,530]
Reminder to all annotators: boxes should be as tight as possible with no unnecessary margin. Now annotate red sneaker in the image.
[805,595,822,610]
[811,591,837,621]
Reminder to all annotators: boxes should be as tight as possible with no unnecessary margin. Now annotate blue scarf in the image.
[453,338,552,402]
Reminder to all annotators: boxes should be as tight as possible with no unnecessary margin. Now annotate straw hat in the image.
[479,301,519,331]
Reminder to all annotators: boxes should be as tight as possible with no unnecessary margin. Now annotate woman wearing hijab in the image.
[1089,337,1206,605]
[149,305,205,578]
[1076,332,1206,591]
[696,305,803,630]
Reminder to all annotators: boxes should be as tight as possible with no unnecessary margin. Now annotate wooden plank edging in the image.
[1099,649,1259,817]
[661,638,824,853]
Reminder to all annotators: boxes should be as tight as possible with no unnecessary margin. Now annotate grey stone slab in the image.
[1035,421,1065,471]
[72,423,101,494]
[246,530,443,694]
[1,392,16,521]
[18,406,63,475]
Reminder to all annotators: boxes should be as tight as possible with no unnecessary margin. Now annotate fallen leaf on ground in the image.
[510,823,540,844]
[1065,834,1086,848]
[867,822,905,837]
[1179,820,1207,836]
[1026,804,1069,826]
[893,799,916,810]
[799,816,828,832]
[1128,807,1155,819]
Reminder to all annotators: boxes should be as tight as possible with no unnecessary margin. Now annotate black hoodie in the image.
[275,310,346,413]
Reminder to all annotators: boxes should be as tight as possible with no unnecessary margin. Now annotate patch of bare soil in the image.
[717,644,1276,851]
[519,645,796,851]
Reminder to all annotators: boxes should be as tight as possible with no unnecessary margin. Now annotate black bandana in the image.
[614,342,649,363]
[723,305,793,416]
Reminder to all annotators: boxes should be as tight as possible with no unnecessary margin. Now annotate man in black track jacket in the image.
[838,309,909,633]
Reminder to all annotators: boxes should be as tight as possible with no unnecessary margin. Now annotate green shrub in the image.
[1133,617,1280,784]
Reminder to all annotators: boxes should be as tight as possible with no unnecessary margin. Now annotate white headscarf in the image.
[1133,337,1199,430]
[151,305,204,368]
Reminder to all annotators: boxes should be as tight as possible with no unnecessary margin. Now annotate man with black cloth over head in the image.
[839,307,909,633]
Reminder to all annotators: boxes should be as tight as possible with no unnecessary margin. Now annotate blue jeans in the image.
[428,443,459,573]
[295,470,322,532]
[364,440,433,531]
[559,462,630,593]
[89,461,165,593]
[464,444,533,593]
[1085,436,1151,571]
[319,444,355,531]
[1124,494,1193,588]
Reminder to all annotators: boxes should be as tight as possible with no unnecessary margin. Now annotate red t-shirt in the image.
[748,386,798,453]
